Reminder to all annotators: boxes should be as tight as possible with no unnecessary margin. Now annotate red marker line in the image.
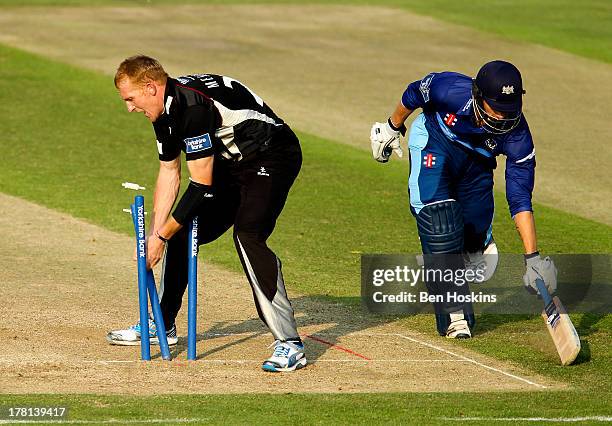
[303,334,372,361]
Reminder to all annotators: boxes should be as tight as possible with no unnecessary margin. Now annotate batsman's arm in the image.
[507,148,557,293]
[149,157,181,237]
[390,102,413,130]
[513,211,537,254]
[504,129,536,254]
[371,102,414,162]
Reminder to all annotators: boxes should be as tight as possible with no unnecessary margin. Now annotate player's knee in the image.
[416,200,464,254]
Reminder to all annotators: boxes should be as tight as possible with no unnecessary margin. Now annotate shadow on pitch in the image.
[166,295,404,362]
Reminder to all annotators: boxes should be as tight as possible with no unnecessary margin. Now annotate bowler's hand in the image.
[147,235,166,270]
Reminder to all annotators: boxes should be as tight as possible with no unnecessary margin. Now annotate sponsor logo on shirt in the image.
[257,166,270,177]
[419,73,434,103]
[184,133,212,154]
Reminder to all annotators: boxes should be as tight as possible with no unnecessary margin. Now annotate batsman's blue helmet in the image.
[472,60,525,134]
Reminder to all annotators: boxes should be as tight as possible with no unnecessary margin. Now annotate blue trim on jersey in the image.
[485,223,493,246]
[408,114,429,214]
[433,113,493,158]
[435,113,493,158]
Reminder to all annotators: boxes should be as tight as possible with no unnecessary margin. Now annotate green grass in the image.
[1,0,611,64]
[0,35,610,420]
[0,393,610,425]
[1,43,609,301]
[393,312,612,392]
[401,0,612,64]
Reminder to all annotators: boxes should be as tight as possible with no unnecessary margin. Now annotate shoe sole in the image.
[106,335,178,346]
[261,357,307,373]
[446,333,471,339]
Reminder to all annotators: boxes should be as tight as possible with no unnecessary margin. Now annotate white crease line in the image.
[440,416,612,422]
[204,333,258,337]
[202,332,410,337]
[309,359,469,363]
[394,333,547,389]
[0,332,547,389]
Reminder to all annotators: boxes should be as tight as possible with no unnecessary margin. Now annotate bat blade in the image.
[541,296,581,365]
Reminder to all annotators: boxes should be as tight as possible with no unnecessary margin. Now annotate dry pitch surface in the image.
[0,194,558,394]
[0,5,610,225]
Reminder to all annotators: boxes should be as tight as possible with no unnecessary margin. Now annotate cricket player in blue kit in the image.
[371,60,558,338]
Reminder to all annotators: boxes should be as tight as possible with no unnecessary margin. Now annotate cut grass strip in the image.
[1,0,610,64]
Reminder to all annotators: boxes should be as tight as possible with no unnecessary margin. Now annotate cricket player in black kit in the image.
[107,55,307,372]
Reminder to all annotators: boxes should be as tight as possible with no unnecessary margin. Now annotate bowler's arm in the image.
[155,156,214,240]
[149,158,181,237]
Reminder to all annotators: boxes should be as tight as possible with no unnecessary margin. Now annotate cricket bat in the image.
[536,279,581,365]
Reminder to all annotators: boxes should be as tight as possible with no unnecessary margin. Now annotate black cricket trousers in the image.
[159,126,302,341]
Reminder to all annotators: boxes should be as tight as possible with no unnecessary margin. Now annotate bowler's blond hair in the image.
[114,55,168,88]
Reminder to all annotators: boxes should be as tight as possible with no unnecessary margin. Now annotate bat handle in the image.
[536,278,553,305]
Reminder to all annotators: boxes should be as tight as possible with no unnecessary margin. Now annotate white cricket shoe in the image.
[106,318,178,346]
[446,311,472,339]
[262,340,307,372]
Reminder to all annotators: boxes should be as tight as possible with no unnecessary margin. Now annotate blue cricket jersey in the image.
[401,71,536,217]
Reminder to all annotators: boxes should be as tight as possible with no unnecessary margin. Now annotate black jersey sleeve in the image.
[153,116,181,162]
[180,104,218,161]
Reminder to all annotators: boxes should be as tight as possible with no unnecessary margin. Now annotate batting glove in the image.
[523,252,558,295]
[371,119,404,163]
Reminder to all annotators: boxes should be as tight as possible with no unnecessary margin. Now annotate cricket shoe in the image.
[262,340,307,372]
[106,317,178,346]
[446,311,472,339]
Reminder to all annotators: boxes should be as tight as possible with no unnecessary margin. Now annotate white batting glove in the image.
[371,120,403,163]
[523,253,558,295]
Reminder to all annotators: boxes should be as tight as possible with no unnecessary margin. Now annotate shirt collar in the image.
[457,98,474,116]
[163,78,176,115]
